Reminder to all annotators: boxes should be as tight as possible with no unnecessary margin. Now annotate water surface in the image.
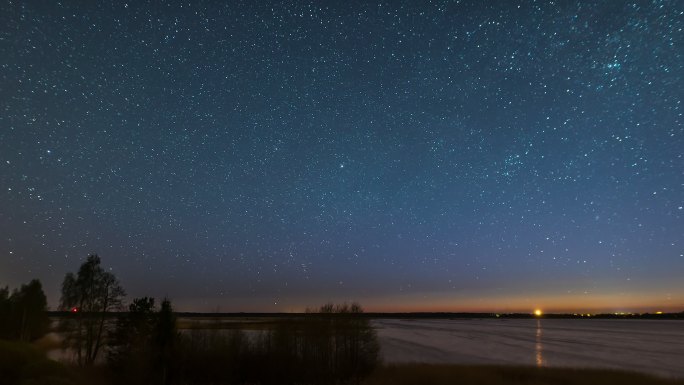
[374,318,684,378]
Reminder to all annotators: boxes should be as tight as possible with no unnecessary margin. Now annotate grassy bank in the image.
[364,364,684,385]
[0,340,80,385]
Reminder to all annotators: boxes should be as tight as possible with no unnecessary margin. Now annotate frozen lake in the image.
[374,318,684,378]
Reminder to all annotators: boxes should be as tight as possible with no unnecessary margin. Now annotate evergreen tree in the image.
[0,280,49,341]
[154,299,178,385]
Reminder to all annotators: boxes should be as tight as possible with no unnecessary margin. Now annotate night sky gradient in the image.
[1,1,682,313]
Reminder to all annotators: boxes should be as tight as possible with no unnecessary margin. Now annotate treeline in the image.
[0,279,50,341]
[2,254,380,385]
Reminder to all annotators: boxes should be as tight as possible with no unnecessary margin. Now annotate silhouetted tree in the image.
[59,255,125,366]
[108,297,156,365]
[108,297,160,385]
[0,280,49,341]
[0,286,10,339]
[13,279,50,341]
[154,299,178,385]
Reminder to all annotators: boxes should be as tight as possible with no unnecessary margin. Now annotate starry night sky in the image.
[1,1,682,313]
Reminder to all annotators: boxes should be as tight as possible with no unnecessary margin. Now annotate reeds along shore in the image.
[132,305,380,385]
[106,302,380,385]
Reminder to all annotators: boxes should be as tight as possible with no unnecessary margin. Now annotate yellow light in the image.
[534,309,543,316]
[656,311,663,315]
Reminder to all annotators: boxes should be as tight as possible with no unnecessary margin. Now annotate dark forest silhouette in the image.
[1,255,380,385]
[0,279,50,342]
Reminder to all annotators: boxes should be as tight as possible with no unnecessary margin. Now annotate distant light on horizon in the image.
[534,309,543,317]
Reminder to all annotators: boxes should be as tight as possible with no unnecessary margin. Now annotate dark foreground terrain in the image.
[3,339,683,385]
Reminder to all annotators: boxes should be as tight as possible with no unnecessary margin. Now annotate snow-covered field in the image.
[374,318,684,378]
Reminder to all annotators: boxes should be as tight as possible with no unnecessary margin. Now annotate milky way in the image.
[1,1,682,312]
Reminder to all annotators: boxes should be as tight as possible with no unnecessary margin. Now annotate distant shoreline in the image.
[47,311,684,320]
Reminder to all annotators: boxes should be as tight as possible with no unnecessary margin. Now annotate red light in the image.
[71,307,79,313]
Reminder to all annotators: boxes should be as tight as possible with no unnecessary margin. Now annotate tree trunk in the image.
[92,285,110,363]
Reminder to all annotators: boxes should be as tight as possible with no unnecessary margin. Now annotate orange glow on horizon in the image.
[164,289,684,313]
[351,290,684,314]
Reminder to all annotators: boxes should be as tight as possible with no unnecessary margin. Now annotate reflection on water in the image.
[375,318,684,378]
[535,319,544,367]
